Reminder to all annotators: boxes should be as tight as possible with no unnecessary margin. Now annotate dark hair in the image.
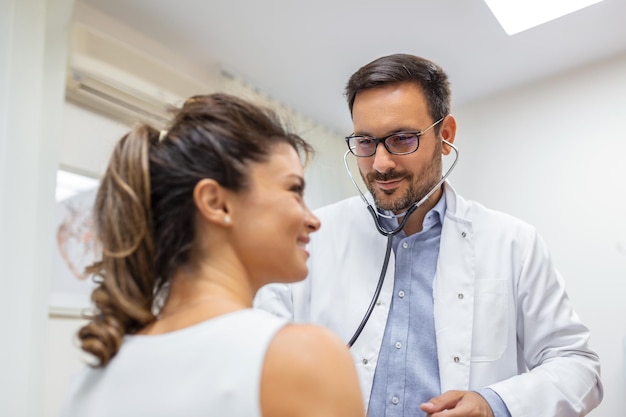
[345,53,451,130]
[79,93,313,366]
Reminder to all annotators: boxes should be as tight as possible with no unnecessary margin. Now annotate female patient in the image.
[60,93,364,417]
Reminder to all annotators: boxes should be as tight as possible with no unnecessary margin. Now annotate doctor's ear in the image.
[440,115,457,155]
[193,179,232,225]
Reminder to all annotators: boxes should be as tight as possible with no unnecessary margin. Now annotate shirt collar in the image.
[378,190,447,233]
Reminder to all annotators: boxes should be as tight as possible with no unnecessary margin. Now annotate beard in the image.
[362,141,443,213]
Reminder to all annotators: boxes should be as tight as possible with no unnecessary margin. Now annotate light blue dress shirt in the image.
[367,193,511,417]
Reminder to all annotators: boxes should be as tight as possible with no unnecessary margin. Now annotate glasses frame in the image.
[345,117,444,158]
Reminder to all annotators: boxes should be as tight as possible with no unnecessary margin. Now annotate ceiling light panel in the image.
[484,0,604,35]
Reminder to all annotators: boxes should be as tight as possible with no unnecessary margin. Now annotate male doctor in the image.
[255,53,602,417]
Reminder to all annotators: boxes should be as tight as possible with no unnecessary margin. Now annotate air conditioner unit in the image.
[66,23,219,128]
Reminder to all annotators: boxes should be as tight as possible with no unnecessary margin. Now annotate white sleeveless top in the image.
[59,309,287,417]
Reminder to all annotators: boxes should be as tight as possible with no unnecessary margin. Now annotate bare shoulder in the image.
[261,323,365,417]
[269,323,350,360]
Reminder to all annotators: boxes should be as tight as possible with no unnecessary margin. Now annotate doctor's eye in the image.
[387,133,418,146]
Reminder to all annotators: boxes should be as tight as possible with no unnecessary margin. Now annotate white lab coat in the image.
[254,183,602,416]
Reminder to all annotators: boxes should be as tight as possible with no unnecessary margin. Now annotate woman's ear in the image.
[440,114,457,155]
[193,179,232,226]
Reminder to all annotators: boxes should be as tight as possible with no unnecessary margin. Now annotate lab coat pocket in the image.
[471,279,508,362]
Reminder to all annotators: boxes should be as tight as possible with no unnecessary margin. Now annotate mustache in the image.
[366,170,411,182]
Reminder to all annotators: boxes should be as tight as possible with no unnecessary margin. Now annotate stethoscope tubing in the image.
[347,232,394,347]
[344,140,459,347]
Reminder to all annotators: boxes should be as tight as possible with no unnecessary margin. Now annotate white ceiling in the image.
[79,0,626,134]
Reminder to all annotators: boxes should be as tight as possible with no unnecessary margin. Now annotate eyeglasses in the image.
[345,117,444,157]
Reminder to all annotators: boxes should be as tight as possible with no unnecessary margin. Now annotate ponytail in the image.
[79,125,160,367]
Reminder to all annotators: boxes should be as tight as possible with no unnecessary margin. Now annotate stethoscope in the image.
[343,139,459,347]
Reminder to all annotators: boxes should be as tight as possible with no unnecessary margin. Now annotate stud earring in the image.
[224,215,231,224]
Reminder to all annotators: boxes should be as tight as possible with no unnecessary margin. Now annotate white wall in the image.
[60,101,129,176]
[0,0,74,416]
[452,52,626,416]
[43,315,88,416]
[43,102,126,417]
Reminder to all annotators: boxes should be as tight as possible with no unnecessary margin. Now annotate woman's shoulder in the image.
[261,323,365,417]
[270,322,348,361]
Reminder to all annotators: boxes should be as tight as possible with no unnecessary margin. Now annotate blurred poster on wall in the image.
[50,169,100,314]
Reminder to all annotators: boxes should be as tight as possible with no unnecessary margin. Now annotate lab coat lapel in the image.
[434,183,476,392]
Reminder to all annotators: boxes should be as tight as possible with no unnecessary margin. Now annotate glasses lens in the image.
[386,133,418,154]
[348,137,376,156]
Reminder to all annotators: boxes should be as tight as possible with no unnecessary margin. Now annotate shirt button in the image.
[402,242,409,249]
[458,293,464,300]
[391,396,399,405]
[376,300,382,306]
[362,358,368,365]
[398,290,405,298]
[453,356,460,363]
[461,231,467,238]
[395,341,402,349]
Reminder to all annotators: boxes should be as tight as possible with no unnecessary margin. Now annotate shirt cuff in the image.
[476,388,512,417]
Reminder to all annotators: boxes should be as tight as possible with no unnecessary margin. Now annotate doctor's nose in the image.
[371,143,397,173]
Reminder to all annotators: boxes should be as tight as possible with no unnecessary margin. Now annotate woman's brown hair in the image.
[79,93,313,366]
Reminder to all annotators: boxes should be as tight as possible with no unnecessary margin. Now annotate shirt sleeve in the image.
[477,388,512,417]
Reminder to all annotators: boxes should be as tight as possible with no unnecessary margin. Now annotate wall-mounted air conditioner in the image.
[66,23,220,128]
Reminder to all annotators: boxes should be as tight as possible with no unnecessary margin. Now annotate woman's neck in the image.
[139,263,253,335]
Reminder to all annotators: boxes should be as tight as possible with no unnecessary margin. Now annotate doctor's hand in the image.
[420,390,494,417]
